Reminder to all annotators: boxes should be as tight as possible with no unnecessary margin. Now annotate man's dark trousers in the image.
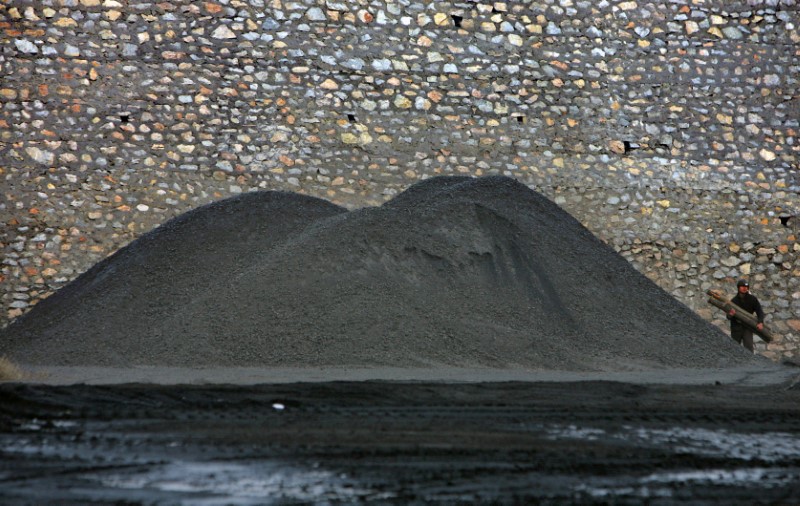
[731,323,754,352]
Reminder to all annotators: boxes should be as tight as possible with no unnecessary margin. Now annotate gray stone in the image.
[342,58,365,71]
[306,7,326,21]
[722,26,744,39]
[546,23,561,35]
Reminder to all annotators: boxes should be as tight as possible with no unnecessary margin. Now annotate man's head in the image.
[737,279,749,293]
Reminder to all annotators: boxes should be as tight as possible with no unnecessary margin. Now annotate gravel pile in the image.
[0,176,756,370]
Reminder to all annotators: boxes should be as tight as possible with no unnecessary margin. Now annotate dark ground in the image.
[2,379,800,505]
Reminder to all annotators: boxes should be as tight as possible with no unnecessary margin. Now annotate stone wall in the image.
[2,0,799,360]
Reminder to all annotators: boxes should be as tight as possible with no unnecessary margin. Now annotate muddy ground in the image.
[2,377,800,505]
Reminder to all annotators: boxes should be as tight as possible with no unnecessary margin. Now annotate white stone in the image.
[212,25,237,39]
[414,97,430,110]
[270,131,289,142]
[427,52,444,63]
[721,256,741,267]
[24,7,40,21]
[14,39,38,54]
[372,59,392,71]
[25,147,54,165]
[759,149,777,161]
[325,1,346,11]
[745,124,760,135]
[392,60,409,71]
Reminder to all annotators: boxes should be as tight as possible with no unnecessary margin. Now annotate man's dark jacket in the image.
[729,292,764,327]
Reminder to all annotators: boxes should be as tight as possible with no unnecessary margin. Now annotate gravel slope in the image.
[0,176,758,370]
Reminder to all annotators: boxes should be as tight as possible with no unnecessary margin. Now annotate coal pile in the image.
[0,176,754,370]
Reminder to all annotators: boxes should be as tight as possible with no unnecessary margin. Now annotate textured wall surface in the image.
[1,0,799,360]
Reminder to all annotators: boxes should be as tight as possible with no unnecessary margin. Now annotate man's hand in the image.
[728,309,736,316]
[757,323,764,331]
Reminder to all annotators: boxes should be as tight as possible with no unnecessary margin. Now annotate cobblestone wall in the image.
[2,0,799,361]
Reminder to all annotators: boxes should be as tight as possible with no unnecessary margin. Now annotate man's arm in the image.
[753,296,765,324]
[748,295,765,331]
[728,294,742,319]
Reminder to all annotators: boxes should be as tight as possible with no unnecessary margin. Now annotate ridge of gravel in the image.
[0,176,761,371]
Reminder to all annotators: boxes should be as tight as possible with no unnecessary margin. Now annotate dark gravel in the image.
[2,381,799,504]
[0,176,757,369]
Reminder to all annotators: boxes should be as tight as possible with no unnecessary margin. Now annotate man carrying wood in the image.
[727,279,765,353]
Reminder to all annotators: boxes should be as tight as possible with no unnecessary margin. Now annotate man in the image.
[727,279,764,353]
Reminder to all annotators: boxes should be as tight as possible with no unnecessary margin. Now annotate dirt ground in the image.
[2,374,800,505]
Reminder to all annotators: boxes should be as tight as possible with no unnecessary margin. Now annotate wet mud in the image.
[2,380,799,504]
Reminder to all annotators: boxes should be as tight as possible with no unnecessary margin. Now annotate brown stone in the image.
[357,9,373,23]
[205,2,223,14]
[427,90,443,102]
[55,17,77,27]
[609,140,626,154]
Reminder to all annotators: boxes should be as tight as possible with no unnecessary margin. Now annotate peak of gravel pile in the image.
[1,176,755,370]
